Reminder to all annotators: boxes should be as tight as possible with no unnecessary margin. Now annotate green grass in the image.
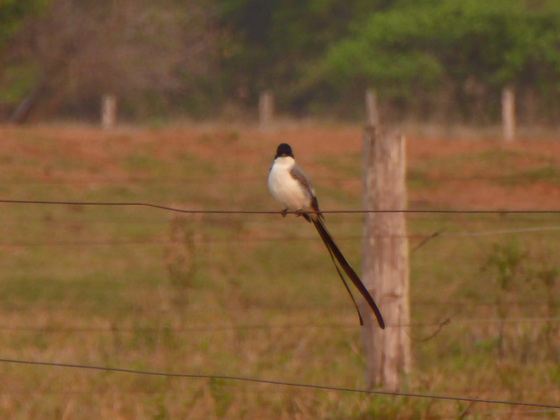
[0,126,558,419]
[410,147,560,187]
[505,165,560,185]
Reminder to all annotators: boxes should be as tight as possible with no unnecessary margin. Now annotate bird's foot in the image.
[295,209,312,222]
[281,208,289,218]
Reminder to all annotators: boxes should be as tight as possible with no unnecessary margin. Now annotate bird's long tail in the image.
[322,240,364,326]
[312,217,385,329]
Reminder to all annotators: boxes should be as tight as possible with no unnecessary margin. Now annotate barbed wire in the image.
[0,199,558,214]
[441,226,560,237]
[2,157,558,411]
[0,358,558,410]
[0,225,557,249]
[0,317,558,334]
[0,214,556,226]
[0,298,556,313]
[0,384,557,398]
[0,391,555,402]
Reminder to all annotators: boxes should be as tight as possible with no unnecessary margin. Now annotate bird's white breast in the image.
[268,157,312,211]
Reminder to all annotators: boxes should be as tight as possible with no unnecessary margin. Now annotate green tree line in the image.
[1,0,559,123]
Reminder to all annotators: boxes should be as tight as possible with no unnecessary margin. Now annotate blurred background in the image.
[1,0,560,126]
[0,1,560,419]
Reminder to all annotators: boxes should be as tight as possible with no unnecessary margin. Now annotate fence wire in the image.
[0,358,558,410]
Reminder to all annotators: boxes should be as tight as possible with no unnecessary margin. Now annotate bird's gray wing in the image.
[289,164,314,196]
[290,164,322,219]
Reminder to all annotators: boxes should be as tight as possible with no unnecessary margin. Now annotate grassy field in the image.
[0,123,559,419]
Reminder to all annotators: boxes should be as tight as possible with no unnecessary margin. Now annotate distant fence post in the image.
[502,86,516,142]
[259,90,274,129]
[362,122,411,391]
[101,94,117,130]
[365,89,380,127]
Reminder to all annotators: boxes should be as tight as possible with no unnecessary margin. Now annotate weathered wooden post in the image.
[101,93,117,130]
[259,90,274,130]
[365,89,380,127]
[361,118,411,390]
[502,86,516,142]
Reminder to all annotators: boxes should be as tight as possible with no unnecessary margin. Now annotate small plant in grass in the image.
[481,239,529,358]
[209,378,234,418]
[533,264,559,362]
[482,240,559,362]
[164,213,201,306]
[483,240,527,294]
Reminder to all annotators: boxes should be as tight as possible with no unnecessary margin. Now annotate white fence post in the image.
[502,87,516,142]
[101,94,117,130]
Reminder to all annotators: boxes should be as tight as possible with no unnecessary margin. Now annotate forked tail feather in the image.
[312,217,385,329]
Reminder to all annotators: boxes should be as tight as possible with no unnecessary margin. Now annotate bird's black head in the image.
[275,143,294,159]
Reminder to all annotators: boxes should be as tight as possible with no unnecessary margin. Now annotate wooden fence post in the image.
[259,90,274,129]
[361,125,411,391]
[101,94,117,130]
[365,89,380,127]
[502,86,516,142]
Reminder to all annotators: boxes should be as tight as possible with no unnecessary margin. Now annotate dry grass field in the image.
[0,122,559,419]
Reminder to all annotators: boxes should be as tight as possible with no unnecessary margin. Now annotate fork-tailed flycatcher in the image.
[268,143,385,329]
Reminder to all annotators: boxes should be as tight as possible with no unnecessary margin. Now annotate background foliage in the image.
[1,0,559,123]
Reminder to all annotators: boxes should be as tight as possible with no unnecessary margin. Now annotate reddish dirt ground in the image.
[1,123,559,210]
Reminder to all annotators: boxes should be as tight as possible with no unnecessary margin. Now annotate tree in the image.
[1,0,219,121]
[217,0,393,113]
[0,0,45,48]
[0,0,47,119]
[324,0,560,123]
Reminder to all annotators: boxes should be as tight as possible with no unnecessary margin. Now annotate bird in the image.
[268,143,385,329]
